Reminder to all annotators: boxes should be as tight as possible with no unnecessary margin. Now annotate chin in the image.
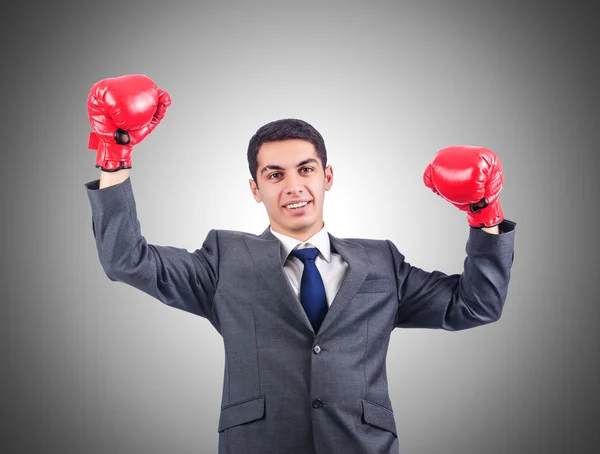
[278,219,310,232]
[285,221,310,232]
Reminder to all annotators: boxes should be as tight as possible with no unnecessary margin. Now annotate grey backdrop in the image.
[2,0,598,453]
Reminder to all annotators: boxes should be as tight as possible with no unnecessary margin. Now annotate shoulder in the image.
[331,234,397,257]
[206,228,272,244]
[211,228,250,238]
[342,237,390,249]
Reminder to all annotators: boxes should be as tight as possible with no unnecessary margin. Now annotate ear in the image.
[324,165,334,191]
[249,179,262,203]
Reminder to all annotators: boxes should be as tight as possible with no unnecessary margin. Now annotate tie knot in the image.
[291,247,319,263]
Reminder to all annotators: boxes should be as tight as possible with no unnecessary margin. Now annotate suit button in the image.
[313,345,321,354]
[312,399,322,408]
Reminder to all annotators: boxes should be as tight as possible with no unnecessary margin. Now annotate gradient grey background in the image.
[2,0,598,453]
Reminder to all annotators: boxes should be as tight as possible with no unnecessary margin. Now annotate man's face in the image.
[249,139,333,242]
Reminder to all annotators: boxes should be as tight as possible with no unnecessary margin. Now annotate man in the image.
[85,74,516,454]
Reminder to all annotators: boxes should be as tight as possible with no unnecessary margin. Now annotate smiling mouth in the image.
[284,201,311,209]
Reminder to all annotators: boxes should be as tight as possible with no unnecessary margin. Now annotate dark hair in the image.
[247,118,327,186]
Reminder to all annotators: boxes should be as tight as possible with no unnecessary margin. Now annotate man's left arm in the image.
[391,218,516,330]
[393,145,517,330]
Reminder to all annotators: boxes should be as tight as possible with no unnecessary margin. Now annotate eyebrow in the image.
[260,158,319,177]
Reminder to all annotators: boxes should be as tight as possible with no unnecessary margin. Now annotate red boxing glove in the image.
[423,145,504,228]
[87,74,171,171]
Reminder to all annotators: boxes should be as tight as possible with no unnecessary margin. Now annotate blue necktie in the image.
[290,247,328,333]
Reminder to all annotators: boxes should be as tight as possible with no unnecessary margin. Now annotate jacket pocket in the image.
[218,395,265,432]
[361,399,397,436]
[358,278,391,294]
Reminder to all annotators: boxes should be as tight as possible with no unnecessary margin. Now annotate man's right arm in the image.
[85,171,220,328]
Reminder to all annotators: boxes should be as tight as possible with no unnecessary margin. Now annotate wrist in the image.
[481,225,500,234]
[99,168,131,189]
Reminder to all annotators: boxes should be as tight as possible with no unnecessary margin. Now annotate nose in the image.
[285,173,304,195]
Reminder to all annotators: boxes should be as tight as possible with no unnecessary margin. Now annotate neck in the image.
[271,222,325,242]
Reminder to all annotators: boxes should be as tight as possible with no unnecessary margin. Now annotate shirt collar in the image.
[270,224,331,265]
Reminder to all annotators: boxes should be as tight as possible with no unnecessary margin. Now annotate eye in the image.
[300,167,314,173]
[268,172,282,180]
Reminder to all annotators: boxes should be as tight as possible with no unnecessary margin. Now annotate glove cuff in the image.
[89,133,133,171]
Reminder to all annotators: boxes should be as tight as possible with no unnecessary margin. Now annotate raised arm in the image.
[394,145,516,329]
[85,175,221,330]
[84,75,221,331]
[392,219,516,330]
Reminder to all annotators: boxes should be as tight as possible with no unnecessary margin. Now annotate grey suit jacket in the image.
[85,177,516,454]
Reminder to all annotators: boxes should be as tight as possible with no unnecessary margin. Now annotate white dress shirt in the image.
[270,224,349,307]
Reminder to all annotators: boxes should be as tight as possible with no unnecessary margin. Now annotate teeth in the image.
[286,201,309,209]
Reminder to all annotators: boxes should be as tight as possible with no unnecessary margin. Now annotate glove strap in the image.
[88,132,99,150]
[467,199,504,228]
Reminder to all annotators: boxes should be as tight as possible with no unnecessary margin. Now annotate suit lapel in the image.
[244,227,314,332]
[318,233,370,335]
[244,227,370,336]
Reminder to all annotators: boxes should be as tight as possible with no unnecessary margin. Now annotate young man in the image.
[85,74,516,454]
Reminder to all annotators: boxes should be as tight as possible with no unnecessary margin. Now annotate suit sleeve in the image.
[84,177,220,327]
[389,219,516,330]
